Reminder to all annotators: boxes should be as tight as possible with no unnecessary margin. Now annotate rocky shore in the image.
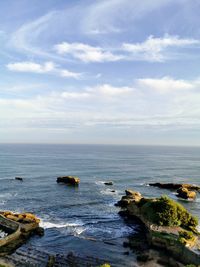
[0,177,199,266]
[117,189,200,266]
[0,211,43,256]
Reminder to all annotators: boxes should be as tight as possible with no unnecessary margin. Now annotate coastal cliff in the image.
[117,190,200,266]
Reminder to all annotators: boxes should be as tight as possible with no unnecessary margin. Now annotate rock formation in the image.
[117,190,200,266]
[57,176,80,186]
[149,182,200,191]
[149,182,199,200]
[0,211,43,255]
[177,187,196,200]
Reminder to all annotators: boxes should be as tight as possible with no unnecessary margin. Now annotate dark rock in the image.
[123,241,129,248]
[104,182,113,186]
[118,210,128,217]
[57,176,80,186]
[136,254,149,262]
[149,182,200,191]
[15,177,23,181]
[123,251,129,255]
[35,227,45,236]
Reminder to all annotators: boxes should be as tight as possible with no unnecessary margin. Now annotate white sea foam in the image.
[0,193,13,199]
[95,180,106,186]
[100,189,119,196]
[85,225,135,239]
[40,219,84,229]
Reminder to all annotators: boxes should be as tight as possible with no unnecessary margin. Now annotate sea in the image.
[0,144,200,266]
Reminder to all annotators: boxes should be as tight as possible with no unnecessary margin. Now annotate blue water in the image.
[0,144,200,266]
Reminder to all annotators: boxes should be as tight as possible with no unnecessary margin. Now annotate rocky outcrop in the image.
[149,182,199,200]
[57,176,80,186]
[177,187,196,200]
[0,211,43,255]
[116,189,142,207]
[149,182,200,191]
[117,190,200,266]
[0,245,106,267]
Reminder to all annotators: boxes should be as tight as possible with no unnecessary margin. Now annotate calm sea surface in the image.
[0,144,200,266]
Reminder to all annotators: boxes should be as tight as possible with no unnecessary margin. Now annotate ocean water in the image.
[0,144,200,266]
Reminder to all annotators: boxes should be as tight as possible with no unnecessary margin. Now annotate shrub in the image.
[179,230,194,240]
[140,196,198,230]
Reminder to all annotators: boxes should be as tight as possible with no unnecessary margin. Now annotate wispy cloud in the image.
[55,42,123,63]
[123,35,199,62]
[6,61,81,79]
[54,35,200,63]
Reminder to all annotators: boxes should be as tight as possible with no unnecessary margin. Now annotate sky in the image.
[0,0,200,145]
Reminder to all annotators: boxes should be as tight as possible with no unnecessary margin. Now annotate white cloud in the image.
[54,35,200,63]
[7,61,55,73]
[6,61,81,79]
[60,69,81,79]
[58,84,133,99]
[61,91,90,99]
[55,42,123,63]
[89,84,133,96]
[123,35,199,62]
[137,76,195,93]
[1,77,200,141]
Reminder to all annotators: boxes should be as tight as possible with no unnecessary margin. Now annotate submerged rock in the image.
[57,176,80,186]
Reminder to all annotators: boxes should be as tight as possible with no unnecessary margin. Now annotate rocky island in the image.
[117,189,200,266]
[149,182,200,200]
[57,176,80,186]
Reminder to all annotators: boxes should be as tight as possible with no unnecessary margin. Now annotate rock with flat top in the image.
[149,182,200,191]
[57,176,80,186]
[116,189,142,207]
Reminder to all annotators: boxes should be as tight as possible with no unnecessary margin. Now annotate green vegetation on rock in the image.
[140,196,198,231]
[178,230,195,244]
[99,264,111,267]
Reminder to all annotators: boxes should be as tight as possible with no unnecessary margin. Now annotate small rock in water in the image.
[57,176,80,186]
[15,177,23,181]
[104,182,113,186]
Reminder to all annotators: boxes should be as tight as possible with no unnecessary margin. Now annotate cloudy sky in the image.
[1,0,200,145]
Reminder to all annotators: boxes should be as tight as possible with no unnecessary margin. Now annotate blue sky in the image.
[1,0,200,145]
